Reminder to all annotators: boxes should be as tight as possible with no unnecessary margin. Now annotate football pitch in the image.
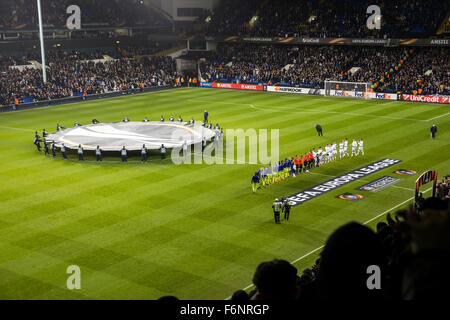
[0,87,449,300]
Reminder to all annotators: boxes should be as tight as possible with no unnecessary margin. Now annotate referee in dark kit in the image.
[315,124,323,136]
[430,124,437,139]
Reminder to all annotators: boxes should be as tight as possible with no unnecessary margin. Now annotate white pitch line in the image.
[363,186,432,224]
[0,125,33,132]
[426,111,450,121]
[225,186,432,300]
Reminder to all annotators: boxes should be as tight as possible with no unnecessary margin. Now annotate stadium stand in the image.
[437,175,450,199]
[2,41,448,107]
[199,44,449,95]
[0,0,170,28]
[379,47,450,95]
[0,52,176,105]
[204,0,449,38]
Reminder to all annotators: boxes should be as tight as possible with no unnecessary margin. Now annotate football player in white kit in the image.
[326,144,332,163]
[358,138,364,156]
[351,139,358,157]
[339,140,344,158]
[312,148,317,167]
[332,142,338,161]
[344,138,349,157]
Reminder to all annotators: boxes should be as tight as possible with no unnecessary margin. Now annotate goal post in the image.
[324,80,371,96]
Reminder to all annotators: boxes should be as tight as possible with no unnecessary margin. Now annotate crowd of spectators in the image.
[0,51,176,105]
[119,41,184,57]
[437,176,450,199]
[204,0,259,36]
[0,0,170,28]
[380,48,450,95]
[0,54,30,67]
[225,195,449,300]
[205,0,448,39]
[199,44,449,95]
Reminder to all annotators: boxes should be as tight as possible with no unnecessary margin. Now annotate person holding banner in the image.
[121,146,128,162]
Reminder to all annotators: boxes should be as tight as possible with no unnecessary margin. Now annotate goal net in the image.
[324,80,371,96]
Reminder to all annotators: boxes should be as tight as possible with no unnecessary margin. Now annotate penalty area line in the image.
[224,186,432,300]
[426,111,450,121]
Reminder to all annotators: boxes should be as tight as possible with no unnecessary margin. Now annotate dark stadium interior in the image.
[0,0,449,306]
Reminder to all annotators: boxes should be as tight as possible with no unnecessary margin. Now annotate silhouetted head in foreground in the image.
[231,289,250,301]
[252,259,298,300]
[317,222,386,300]
[157,295,179,302]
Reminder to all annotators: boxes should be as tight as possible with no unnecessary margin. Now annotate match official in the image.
[430,124,437,139]
[315,124,323,136]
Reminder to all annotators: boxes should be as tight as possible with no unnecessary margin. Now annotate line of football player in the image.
[251,139,364,192]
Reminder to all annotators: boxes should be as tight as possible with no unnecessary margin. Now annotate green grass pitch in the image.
[0,87,449,300]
